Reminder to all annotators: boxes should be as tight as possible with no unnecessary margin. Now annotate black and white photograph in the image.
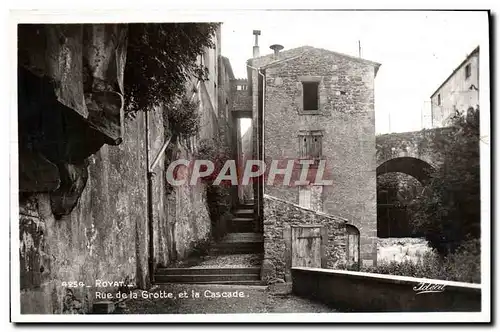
[8,7,491,323]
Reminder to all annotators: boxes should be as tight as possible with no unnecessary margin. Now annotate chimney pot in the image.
[270,44,284,58]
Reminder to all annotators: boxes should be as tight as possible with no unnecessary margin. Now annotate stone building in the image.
[430,46,479,128]
[17,24,236,314]
[247,43,381,267]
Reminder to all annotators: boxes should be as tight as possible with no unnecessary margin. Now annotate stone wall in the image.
[217,56,239,210]
[160,141,212,264]
[231,79,252,112]
[292,267,481,312]
[151,104,212,267]
[19,93,222,315]
[263,195,348,280]
[256,47,379,266]
[240,125,253,201]
[19,112,149,314]
[18,26,234,314]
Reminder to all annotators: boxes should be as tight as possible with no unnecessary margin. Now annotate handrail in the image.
[149,135,173,173]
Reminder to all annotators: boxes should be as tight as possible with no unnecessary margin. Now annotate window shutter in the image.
[307,135,312,158]
[298,132,322,159]
[312,136,319,158]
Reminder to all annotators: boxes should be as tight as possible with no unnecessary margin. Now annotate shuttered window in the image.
[299,131,323,159]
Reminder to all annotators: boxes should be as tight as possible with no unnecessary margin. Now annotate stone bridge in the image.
[375,127,455,237]
[376,127,455,183]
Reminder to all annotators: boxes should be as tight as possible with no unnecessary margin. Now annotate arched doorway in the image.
[346,224,360,269]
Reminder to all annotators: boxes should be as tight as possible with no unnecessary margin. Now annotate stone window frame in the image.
[298,76,323,115]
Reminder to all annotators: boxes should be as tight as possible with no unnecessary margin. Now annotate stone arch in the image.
[376,157,434,238]
[376,157,435,184]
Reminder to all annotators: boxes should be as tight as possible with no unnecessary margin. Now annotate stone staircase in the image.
[154,266,262,285]
[226,202,258,233]
[153,201,264,285]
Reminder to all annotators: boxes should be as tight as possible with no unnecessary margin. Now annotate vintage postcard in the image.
[9,8,491,323]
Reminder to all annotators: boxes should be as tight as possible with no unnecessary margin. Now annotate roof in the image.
[248,45,382,75]
[430,46,480,98]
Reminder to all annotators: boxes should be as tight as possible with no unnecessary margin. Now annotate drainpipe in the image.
[144,110,153,286]
[246,64,265,230]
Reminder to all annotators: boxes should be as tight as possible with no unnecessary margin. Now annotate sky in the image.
[219,11,488,134]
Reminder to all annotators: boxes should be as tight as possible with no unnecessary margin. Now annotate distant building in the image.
[430,46,479,128]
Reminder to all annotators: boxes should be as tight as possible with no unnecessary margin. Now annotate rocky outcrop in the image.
[18,24,128,217]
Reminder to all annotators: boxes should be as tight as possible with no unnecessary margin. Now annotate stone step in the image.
[227,217,256,233]
[155,267,260,276]
[234,208,254,214]
[220,233,263,243]
[231,217,254,223]
[226,224,256,233]
[238,203,255,210]
[223,232,262,236]
[233,209,254,218]
[208,246,262,255]
[154,273,260,283]
[210,242,262,250]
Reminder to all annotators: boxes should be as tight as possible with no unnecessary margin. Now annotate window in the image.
[437,94,441,106]
[299,131,323,159]
[465,64,471,79]
[302,82,319,111]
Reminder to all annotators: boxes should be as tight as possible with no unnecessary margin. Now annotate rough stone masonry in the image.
[249,46,380,266]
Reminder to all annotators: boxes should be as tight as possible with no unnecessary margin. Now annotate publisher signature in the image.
[413,282,446,295]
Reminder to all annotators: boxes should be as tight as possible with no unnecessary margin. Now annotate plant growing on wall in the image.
[124,23,218,116]
[195,138,234,240]
[166,95,201,139]
[408,107,480,255]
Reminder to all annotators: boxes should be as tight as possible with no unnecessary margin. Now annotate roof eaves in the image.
[261,51,312,69]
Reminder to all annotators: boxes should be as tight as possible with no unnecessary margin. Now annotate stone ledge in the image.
[292,267,481,291]
[292,267,481,312]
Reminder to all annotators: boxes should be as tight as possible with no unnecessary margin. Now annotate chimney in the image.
[253,30,261,58]
[270,44,284,59]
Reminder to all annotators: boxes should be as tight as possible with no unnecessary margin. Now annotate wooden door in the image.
[291,226,322,268]
[346,225,360,269]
